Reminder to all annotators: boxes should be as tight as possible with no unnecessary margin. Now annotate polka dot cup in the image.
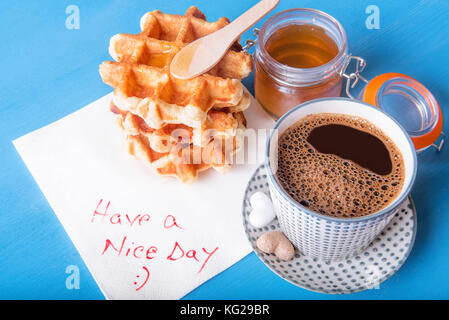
[266,98,417,261]
[243,164,416,294]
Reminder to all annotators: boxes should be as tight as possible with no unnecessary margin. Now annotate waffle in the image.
[100,61,250,129]
[126,130,243,184]
[108,35,251,79]
[100,6,252,129]
[112,104,246,153]
[100,6,252,183]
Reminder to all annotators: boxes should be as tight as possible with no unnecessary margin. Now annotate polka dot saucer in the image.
[242,164,417,294]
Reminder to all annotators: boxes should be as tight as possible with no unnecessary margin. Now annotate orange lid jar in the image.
[254,8,349,118]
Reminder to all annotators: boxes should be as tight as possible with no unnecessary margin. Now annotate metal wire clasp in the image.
[431,132,445,152]
[242,28,260,54]
[340,56,368,100]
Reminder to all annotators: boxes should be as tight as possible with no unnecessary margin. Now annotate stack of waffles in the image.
[99,6,253,183]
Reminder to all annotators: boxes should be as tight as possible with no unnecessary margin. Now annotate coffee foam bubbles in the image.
[276,113,405,218]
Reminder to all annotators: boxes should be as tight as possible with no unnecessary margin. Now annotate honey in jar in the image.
[254,9,349,118]
[265,24,338,69]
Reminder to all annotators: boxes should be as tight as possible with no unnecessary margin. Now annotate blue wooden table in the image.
[1,0,448,299]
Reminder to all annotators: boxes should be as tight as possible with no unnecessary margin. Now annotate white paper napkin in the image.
[13,91,274,299]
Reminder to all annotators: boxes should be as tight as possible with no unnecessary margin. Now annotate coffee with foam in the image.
[276,113,405,218]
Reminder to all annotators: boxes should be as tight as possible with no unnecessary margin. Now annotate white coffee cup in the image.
[265,97,417,261]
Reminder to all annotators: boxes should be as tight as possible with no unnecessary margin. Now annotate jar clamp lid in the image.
[243,15,444,152]
[343,58,444,152]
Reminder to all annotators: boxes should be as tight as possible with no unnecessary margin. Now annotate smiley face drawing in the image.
[134,266,150,291]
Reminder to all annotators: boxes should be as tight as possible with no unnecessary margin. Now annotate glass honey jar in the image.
[253,8,349,118]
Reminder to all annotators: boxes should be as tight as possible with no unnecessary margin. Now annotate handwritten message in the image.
[14,92,270,298]
[91,199,219,291]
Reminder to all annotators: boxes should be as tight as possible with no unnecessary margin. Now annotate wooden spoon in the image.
[170,0,279,79]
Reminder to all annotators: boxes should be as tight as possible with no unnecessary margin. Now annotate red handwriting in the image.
[92,199,151,227]
[93,200,220,290]
[102,236,158,260]
[134,266,150,292]
[164,215,184,230]
[198,247,219,273]
[166,241,219,273]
